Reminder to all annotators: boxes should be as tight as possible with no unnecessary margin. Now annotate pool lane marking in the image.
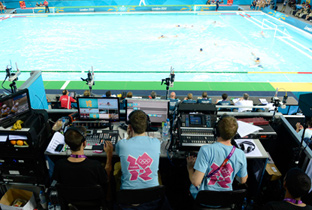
[277,37,312,59]
[61,80,70,90]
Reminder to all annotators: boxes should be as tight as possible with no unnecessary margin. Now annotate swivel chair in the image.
[193,189,247,210]
[56,184,107,210]
[117,185,172,210]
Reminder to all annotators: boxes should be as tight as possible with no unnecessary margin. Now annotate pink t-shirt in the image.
[44,1,48,6]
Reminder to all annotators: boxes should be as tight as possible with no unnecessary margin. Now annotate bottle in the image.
[246,200,254,210]
[48,202,55,210]
[242,197,247,210]
[166,119,171,141]
[162,123,169,142]
[39,191,47,209]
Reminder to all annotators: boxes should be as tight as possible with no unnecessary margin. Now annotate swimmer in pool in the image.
[200,48,203,52]
[260,31,265,38]
[251,52,263,68]
[158,35,178,39]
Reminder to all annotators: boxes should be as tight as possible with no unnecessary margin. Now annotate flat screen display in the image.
[0,89,31,125]
[190,115,202,125]
[126,99,169,124]
[77,97,120,121]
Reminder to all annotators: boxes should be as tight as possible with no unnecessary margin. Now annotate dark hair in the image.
[222,93,228,100]
[202,92,208,98]
[217,116,238,140]
[285,168,311,198]
[243,93,249,100]
[65,127,87,152]
[127,92,133,98]
[62,90,68,95]
[129,110,147,134]
[106,91,111,97]
[151,91,157,99]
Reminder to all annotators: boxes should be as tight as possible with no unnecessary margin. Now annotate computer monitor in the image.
[126,99,169,124]
[0,89,31,126]
[77,97,120,121]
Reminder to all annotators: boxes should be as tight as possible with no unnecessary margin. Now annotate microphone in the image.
[282,92,288,104]
[8,70,21,82]
[274,87,278,97]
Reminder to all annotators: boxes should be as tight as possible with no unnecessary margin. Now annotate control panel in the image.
[180,114,216,128]
[179,127,215,148]
[85,129,119,150]
[72,121,111,129]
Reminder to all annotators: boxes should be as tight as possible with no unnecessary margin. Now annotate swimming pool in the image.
[0,12,312,83]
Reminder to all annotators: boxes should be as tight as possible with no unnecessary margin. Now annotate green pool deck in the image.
[2,80,311,94]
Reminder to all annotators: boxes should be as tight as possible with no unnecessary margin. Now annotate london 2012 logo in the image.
[127,153,153,181]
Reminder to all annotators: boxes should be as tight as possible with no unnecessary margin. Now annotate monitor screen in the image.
[126,99,169,124]
[77,97,120,121]
[0,89,31,125]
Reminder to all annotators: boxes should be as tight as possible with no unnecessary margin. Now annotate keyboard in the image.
[85,130,119,150]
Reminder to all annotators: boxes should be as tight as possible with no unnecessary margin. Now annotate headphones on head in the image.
[239,141,255,153]
[128,110,151,131]
[64,126,87,143]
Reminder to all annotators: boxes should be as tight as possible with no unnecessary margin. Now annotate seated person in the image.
[115,110,161,189]
[102,90,111,97]
[149,91,157,99]
[234,93,253,112]
[0,1,5,12]
[39,2,43,6]
[299,7,309,18]
[52,126,113,204]
[197,92,212,104]
[187,115,248,199]
[182,93,197,103]
[296,119,312,143]
[83,90,91,97]
[306,11,312,20]
[59,90,76,109]
[35,2,39,6]
[295,8,303,17]
[169,92,179,113]
[216,93,232,111]
[262,168,312,209]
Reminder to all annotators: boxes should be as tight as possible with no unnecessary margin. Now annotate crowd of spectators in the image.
[281,0,312,21]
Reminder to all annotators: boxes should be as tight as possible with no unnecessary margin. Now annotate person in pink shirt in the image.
[59,90,76,109]
[43,0,49,13]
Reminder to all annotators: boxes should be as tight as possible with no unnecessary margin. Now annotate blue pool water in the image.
[0,12,312,82]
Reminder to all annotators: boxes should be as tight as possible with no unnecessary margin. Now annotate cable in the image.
[1,75,11,94]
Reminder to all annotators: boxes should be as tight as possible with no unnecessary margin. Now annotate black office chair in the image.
[193,189,247,210]
[117,185,172,210]
[56,184,107,210]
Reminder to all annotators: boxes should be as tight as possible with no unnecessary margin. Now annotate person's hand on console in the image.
[103,140,113,155]
[186,155,196,171]
[103,140,113,179]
